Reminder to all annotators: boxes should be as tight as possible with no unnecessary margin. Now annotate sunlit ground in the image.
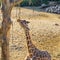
[0,7,60,60]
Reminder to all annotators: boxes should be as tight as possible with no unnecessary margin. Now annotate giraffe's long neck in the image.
[25,29,35,57]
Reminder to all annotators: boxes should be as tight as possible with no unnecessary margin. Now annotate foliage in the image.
[31,0,41,6]
[41,0,49,4]
[20,0,60,6]
[20,0,29,6]
[20,0,41,6]
[0,0,60,6]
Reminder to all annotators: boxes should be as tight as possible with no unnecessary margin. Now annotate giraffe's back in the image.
[32,49,51,60]
[27,46,51,60]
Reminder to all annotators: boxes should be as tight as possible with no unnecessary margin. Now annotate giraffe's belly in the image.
[32,57,51,60]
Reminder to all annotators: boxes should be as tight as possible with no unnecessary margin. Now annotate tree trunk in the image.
[1,0,23,60]
[1,14,12,60]
[1,2,12,60]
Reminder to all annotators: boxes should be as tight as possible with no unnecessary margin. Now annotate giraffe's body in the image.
[17,19,51,60]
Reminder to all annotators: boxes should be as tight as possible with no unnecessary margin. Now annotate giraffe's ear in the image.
[23,20,30,24]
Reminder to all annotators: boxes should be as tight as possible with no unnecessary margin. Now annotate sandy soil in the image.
[0,7,60,60]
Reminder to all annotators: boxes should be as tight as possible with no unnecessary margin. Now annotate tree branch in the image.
[8,0,23,12]
[11,0,23,7]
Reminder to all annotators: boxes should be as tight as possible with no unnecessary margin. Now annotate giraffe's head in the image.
[17,19,30,30]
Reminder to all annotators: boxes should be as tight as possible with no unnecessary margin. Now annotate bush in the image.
[20,0,29,7]
[32,0,41,6]
[20,0,60,7]
[41,0,49,4]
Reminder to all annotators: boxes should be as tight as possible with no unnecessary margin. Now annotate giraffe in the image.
[17,19,51,60]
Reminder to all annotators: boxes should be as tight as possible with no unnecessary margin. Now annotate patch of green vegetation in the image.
[20,0,29,6]
[20,0,60,6]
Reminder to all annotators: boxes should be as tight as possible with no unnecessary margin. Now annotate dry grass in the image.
[0,7,60,60]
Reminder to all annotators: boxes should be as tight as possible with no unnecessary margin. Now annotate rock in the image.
[55,23,59,26]
[15,47,22,51]
[48,1,57,6]
[45,5,60,14]
[40,4,49,9]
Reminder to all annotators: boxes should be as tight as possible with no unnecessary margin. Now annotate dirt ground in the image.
[0,7,60,60]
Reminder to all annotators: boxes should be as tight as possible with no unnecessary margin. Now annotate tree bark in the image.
[1,1,12,60]
[1,12,12,60]
[1,0,23,60]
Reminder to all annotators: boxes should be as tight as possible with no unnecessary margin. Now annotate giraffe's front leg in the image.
[25,56,31,60]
